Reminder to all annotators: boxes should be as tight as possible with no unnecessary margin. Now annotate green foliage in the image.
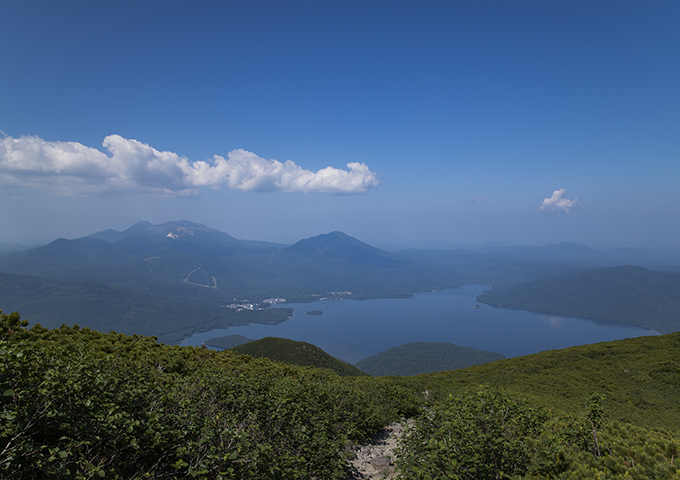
[230,337,367,377]
[407,332,680,430]
[534,421,680,479]
[0,318,420,479]
[586,393,606,457]
[203,334,254,349]
[0,310,28,341]
[355,342,505,376]
[396,388,555,479]
[396,387,680,480]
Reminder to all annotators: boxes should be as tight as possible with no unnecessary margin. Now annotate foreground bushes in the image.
[396,388,553,479]
[4,310,680,479]
[0,314,419,479]
[396,387,680,480]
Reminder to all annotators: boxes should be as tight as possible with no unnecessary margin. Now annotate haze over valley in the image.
[0,219,678,355]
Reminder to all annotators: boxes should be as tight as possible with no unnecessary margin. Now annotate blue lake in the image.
[181,284,656,364]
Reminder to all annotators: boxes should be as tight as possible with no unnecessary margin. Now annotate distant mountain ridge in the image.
[0,221,466,341]
[477,242,603,260]
[87,220,284,251]
[0,221,450,302]
[284,231,404,266]
[89,220,222,240]
[87,220,156,242]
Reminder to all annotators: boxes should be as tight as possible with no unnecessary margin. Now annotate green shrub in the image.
[531,422,680,479]
[396,387,554,479]
[0,313,421,479]
[396,386,680,480]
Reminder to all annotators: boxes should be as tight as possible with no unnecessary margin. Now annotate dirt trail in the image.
[344,420,412,480]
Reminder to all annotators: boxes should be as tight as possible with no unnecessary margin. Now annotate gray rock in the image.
[371,456,391,471]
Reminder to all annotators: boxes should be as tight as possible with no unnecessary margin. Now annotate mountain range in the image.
[1,220,679,343]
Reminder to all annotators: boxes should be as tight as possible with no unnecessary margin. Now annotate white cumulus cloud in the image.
[0,133,380,196]
[539,188,579,216]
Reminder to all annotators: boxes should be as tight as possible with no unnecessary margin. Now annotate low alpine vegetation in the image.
[3,309,680,479]
[0,311,419,479]
[396,388,680,479]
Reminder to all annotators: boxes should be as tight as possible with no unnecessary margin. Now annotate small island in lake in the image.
[305,310,323,316]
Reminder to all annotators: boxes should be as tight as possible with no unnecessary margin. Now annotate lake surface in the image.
[181,284,655,364]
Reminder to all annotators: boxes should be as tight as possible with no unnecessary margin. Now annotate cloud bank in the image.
[539,188,578,216]
[0,133,379,196]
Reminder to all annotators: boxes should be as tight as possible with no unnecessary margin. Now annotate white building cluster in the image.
[263,297,287,305]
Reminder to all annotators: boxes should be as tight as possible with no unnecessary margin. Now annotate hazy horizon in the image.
[5,218,680,257]
[1,2,678,250]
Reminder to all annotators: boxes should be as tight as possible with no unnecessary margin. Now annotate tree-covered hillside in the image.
[406,332,680,431]
[391,332,680,479]
[477,265,680,333]
[204,334,254,349]
[230,337,367,377]
[355,341,504,376]
[0,271,292,344]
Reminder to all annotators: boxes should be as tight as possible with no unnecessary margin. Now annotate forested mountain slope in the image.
[0,271,291,344]
[355,341,504,376]
[477,265,680,333]
[230,336,367,377]
[408,331,680,431]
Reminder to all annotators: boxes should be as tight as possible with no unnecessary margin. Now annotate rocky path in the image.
[344,420,412,480]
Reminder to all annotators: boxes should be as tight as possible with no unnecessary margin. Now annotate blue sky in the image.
[1,1,678,249]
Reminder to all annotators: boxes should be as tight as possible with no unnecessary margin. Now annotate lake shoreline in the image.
[181,285,654,364]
